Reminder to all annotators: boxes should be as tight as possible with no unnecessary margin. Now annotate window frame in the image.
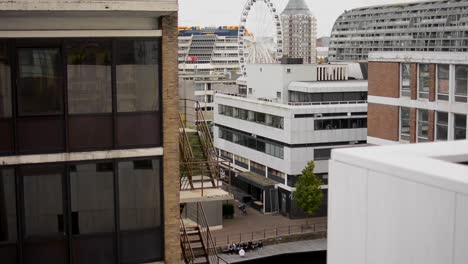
[436,64,450,101]
[399,107,411,142]
[417,109,429,142]
[455,65,468,103]
[418,64,430,100]
[435,111,448,141]
[400,63,411,97]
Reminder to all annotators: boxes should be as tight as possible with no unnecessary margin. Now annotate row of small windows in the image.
[401,63,468,102]
[218,105,284,129]
[289,91,367,103]
[314,118,368,130]
[218,126,284,159]
[400,107,467,142]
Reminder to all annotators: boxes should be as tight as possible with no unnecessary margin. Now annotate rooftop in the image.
[281,0,312,16]
[369,51,468,64]
[332,140,468,195]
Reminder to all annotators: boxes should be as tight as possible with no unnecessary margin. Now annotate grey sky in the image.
[179,0,417,37]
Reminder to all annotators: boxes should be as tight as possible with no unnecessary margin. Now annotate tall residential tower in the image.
[281,0,317,63]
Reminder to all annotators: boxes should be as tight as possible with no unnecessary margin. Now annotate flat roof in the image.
[369,52,468,64]
[288,80,368,93]
[332,140,468,195]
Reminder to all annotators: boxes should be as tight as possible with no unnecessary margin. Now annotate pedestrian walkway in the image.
[212,199,326,246]
[218,238,327,263]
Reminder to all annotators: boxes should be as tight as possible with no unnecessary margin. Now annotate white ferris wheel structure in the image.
[238,0,288,76]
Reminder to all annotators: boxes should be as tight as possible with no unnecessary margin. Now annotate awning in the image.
[236,171,277,190]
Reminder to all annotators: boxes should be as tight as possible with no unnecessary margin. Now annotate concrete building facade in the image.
[281,0,317,63]
[367,52,468,146]
[214,63,367,218]
[0,0,180,263]
[329,0,468,62]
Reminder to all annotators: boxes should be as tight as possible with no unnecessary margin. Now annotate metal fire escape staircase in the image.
[179,99,232,264]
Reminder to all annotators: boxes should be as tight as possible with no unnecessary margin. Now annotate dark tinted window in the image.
[23,167,64,236]
[22,165,68,264]
[70,163,114,234]
[70,162,115,264]
[118,159,162,262]
[67,41,112,114]
[17,48,63,116]
[118,159,161,230]
[0,169,17,264]
[0,42,11,117]
[116,40,160,112]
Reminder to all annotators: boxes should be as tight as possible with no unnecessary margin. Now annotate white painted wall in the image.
[328,141,468,264]
[246,64,317,102]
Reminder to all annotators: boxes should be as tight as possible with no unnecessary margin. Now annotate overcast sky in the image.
[179,0,417,37]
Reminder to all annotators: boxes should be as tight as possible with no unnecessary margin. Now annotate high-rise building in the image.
[281,0,317,63]
[329,0,468,62]
[366,51,468,146]
[0,0,180,263]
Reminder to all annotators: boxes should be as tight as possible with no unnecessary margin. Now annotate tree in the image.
[292,161,323,216]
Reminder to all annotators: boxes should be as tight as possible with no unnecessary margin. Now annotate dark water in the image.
[234,250,326,264]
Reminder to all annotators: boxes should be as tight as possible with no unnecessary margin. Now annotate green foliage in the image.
[222,203,234,219]
[292,161,323,216]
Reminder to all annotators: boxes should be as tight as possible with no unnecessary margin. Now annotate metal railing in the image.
[179,98,232,195]
[180,218,196,264]
[180,160,232,195]
[184,202,222,264]
[288,100,367,106]
[213,220,327,247]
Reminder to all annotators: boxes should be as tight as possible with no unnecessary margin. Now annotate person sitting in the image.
[239,248,245,258]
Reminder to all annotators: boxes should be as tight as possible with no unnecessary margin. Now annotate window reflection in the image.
[116,40,160,112]
[17,48,62,116]
[67,41,112,114]
[0,42,11,117]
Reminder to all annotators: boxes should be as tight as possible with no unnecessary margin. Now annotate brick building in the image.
[0,1,179,263]
[367,52,468,145]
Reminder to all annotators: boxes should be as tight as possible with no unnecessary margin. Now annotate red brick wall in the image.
[429,64,436,102]
[368,103,399,141]
[428,110,435,141]
[368,62,400,98]
[411,64,418,100]
[410,108,417,143]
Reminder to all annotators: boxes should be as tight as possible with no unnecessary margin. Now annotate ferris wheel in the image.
[238,0,285,76]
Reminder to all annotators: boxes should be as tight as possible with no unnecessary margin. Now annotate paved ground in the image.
[211,199,327,247]
[218,238,327,263]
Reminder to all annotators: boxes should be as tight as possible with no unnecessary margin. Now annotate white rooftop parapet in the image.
[328,140,468,264]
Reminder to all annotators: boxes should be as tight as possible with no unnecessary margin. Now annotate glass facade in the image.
[218,105,283,129]
[314,118,367,130]
[0,158,163,264]
[289,91,367,103]
[218,126,284,159]
[0,38,162,155]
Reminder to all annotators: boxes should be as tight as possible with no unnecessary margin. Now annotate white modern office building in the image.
[328,141,468,264]
[214,63,367,218]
